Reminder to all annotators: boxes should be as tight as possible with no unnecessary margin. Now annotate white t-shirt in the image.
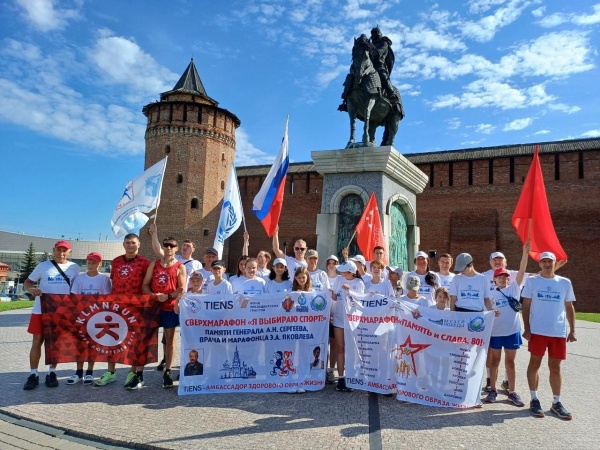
[449,273,489,311]
[483,268,521,295]
[206,279,233,295]
[234,277,266,295]
[399,294,429,308]
[266,279,292,293]
[437,272,455,289]
[229,275,246,293]
[403,271,442,306]
[257,267,271,280]
[176,255,203,277]
[489,281,522,337]
[522,275,575,338]
[71,273,112,295]
[332,277,365,327]
[365,279,396,297]
[309,269,330,292]
[28,260,80,314]
[285,256,308,274]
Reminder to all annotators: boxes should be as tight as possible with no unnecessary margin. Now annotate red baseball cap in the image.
[493,268,510,277]
[54,240,71,250]
[86,252,102,262]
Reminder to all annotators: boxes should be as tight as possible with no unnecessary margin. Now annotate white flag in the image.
[111,157,167,238]
[213,164,244,258]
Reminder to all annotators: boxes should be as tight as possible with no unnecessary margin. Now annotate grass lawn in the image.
[0,301,34,312]
[576,312,600,323]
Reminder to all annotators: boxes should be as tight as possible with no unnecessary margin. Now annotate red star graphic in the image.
[399,335,431,376]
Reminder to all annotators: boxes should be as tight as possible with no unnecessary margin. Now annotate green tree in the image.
[39,251,51,263]
[20,242,38,283]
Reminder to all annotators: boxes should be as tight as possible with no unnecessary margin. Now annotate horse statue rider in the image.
[338,27,405,148]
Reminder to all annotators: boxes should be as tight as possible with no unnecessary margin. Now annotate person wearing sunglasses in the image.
[272,225,308,274]
[142,237,186,389]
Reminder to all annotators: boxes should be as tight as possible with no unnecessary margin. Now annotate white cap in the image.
[349,255,366,265]
[326,255,339,263]
[490,251,505,260]
[539,252,556,261]
[336,261,357,273]
[414,251,428,259]
[273,258,287,266]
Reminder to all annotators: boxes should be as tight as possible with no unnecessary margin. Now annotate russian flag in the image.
[252,117,289,238]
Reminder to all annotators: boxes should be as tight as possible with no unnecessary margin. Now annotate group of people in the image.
[22,226,577,420]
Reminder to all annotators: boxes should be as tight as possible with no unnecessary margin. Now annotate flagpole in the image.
[233,165,247,232]
[346,230,357,249]
[153,156,168,224]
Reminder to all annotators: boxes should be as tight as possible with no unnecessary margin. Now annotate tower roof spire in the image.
[161,58,217,104]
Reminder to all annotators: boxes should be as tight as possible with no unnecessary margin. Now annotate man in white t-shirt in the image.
[23,240,80,390]
[449,253,492,312]
[436,253,455,288]
[521,251,576,421]
[306,249,330,292]
[256,250,272,279]
[272,226,308,273]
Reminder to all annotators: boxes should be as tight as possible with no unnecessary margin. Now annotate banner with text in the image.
[344,291,397,394]
[42,294,161,366]
[394,302,494,408]
[178,291,331,395]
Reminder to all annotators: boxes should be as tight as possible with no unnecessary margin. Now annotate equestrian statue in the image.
[338,27,405,148]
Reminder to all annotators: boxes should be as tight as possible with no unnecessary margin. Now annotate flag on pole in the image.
[355,192,387,263]
[511,146,567,262]
[214,164,244,258]
[111,157,167,238]
[252,116,289,238]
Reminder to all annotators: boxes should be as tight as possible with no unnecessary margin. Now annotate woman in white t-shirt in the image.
[266,258,292,293]
[332,261,365,392]
[234,258,266,295]
[404,251,441,307]
[229,255,248,293]
[324,255,340,384]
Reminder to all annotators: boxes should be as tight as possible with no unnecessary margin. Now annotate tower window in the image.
[203,228,209,236]
[221,180,225,190]
[165,145,171,154]
[177,174,183,184]
[191,198,199,209]
[221,152,225,161]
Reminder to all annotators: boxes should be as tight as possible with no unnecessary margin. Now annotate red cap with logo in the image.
[54,240,71,250]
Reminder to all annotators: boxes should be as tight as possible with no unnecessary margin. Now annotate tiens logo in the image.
[86,312,128,346]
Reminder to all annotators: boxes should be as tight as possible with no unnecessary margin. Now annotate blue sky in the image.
[1,0,598,242]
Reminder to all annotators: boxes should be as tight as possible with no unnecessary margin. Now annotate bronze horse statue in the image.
[340,34,404,148]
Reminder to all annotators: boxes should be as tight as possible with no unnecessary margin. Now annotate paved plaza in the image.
[0,307,598,450]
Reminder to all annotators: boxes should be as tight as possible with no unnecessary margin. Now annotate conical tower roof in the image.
[160,58,217,105]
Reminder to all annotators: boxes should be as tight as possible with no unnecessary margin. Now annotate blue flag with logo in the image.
[214,164,244,258]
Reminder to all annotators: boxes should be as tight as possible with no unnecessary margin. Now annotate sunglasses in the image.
[163,243,177,248]
[294,247,306,251]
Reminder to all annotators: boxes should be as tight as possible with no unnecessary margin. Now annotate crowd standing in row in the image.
[21,226,576,420]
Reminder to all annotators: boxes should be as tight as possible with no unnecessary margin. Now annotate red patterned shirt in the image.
[150,259,182,311]
[110,254,151,295]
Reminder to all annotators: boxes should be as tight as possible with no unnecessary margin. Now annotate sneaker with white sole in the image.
[508,392,525,407]
[83,375,94,385]
[125,374,141,390]
[326,371,336,384]
[550,402,572,420]
[66,374,82,385]
[95,371,117,386]
[123,371,135,387]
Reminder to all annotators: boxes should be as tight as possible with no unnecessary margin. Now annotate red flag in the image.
[511,146,567,262]
[355,193,388,263]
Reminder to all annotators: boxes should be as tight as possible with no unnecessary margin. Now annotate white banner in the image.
[111,157,167,238]
[178,291,331,395]
[394,302,494,408]
[344,291,397,394]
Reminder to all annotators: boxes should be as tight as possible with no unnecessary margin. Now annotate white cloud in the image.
[504,117,533,131]
[547,103,581,114]
[16,0,82,32]
[538,4,600,27]
[531,6,545,18]
[235,128,275,166]
[447,118,461,129]
[460,139,484,146]
[534,129,550,135]
[581,129,600,138]
[475,123,496,134]
[432,80,553,110]
[88,30,178,102]
[467,0,510,14]
[461,0,530,42]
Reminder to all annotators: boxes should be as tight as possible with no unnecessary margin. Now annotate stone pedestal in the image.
[311,146,428,268]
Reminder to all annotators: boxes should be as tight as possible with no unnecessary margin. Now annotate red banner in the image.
[41,294,161,366]
[355,192,388,263]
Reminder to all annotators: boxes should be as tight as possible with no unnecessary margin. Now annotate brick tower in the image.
[140,58,240,260]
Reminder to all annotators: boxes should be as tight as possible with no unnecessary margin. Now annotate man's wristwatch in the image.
[167,293,173,300]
